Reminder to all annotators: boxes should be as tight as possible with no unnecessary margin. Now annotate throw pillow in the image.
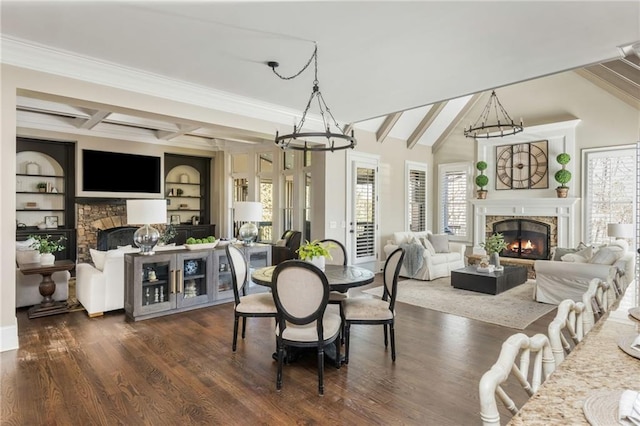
[590,246,625,265]
[553,247,576,261]
[575,245,595,261]
[561,253,589,263]
[90,248,108,271]
[428,233,450,253]
[610,238,629,253]
[420,237,437,256]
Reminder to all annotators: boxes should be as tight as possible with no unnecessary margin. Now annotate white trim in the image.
[1,320,19,352]
[405,161,428,232]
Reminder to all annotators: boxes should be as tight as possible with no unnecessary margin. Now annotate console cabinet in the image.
[124,244,271,321]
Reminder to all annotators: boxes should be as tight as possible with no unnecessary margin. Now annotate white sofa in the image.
[534,239,635,305]
[15,247,70,308]
[383,231,466,281]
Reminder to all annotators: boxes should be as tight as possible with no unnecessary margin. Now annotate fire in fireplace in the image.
[492,219,550,260]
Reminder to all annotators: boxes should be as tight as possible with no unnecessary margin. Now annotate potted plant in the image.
[36,182,47,193]
[475,161,489,199]
[554,153,571,198]
[296,240,334,271]
[29,234,66,265]
[158,224,177,246]
[480,233,508,268]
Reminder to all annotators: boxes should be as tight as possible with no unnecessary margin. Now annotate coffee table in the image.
[451,265,527,295]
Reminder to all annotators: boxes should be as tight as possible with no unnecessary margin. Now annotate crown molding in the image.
[2,36,327,131]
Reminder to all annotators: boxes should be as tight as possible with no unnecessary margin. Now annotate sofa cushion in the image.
[561,253,589,263]
[393,231,414,245]
[420,237,437,255]
[428,233,450,253]
[430,254,449,265]
[590,246,625,265]
[90,249,107,271]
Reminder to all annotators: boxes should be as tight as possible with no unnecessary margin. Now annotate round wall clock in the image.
[496,140,548,190]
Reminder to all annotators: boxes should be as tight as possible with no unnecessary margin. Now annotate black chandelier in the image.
[267,45,356,152]
[464,90,523,139]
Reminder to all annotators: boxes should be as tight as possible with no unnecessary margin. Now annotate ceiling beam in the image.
[406,101,448,149]
[376,112,403,143]
[77,110,111,130]
[431,94,483,154]
[157,124,201,141]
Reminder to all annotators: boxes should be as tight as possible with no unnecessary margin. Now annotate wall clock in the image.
[495,140,548,190]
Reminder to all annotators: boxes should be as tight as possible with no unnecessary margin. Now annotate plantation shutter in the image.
[442,170,468,237]
[355,166,376,259]
[408,169,426,231]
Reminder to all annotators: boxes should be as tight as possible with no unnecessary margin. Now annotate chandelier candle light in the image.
[464,90,523,139]
[126,199,168,255]
[234,201,263,246]
[267,44,356,152]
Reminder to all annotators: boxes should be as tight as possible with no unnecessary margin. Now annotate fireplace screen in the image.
[492,219,550,260]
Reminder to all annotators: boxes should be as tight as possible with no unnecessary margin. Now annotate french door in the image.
[347,153,379,266]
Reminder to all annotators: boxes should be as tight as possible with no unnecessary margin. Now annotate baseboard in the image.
[0,318,19,352]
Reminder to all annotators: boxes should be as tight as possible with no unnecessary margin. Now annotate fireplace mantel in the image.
[470,198,579,254]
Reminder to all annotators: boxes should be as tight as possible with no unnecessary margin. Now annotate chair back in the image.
[272,260,330,332]
[227,244,248,304]
[320,239,348,266]
[383,247,405,309]
[282,230,302,252]
[479,333,555,426]
[582,278,611,333]
[548,299,585,365]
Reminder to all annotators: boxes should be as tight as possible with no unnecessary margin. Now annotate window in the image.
[259,177,273,242]
[405,162,427,232]
[583,146,636,245]
[438,162,472,240]
[304,172,311,241]
[283,175,294,231]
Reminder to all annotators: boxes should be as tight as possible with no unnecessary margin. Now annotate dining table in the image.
[251,263,376,293]
[508,283,640,425]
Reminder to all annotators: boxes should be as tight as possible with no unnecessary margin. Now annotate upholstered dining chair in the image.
[582,277,611,334]
[547,299,585,365]
[227,244,277,352]
[342,247,405,364]
[320,238,350,307]
[271,260,341,396]
[479,333,556,426]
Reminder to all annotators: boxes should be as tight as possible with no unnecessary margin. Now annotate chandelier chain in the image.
[270,45,318,81]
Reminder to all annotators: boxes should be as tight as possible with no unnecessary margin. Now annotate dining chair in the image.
[479,333,556,426]
[582,277,611,334]
[547,299,585,365]
[227,244,277,352]
[320,238,349,317]
[271,260,342,396]
[342,247,404,364]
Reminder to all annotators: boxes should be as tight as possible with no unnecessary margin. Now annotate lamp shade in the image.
[126,199,167,225]
[607,223,634,239]
[234,201,263,222]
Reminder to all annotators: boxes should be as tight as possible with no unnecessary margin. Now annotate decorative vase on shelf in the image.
[40,253,55,266]
[489,252,500,268]
[308,256,326,271]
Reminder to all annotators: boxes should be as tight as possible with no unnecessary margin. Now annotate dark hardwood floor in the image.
[1,275,556,425]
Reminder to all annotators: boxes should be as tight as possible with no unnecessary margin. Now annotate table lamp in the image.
[607,223,634,242]
[234,201,263,246]
[126,199,167,255]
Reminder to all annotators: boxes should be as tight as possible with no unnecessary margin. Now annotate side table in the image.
[18,260,75,319]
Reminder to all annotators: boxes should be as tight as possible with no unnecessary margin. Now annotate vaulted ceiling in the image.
[2,1,639,151]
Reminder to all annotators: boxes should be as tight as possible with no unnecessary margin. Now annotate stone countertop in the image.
[508,311,640,425]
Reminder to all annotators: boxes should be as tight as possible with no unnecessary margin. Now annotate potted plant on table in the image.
[29,234,66,265]
[36,182,47,193]
[554,153,571,198]
[296,240,334,271]
[475,161,489,199]
[158,224,177,246]
[480,233,508,269]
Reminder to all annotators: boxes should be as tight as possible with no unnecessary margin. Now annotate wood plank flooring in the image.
[1,276,555,425]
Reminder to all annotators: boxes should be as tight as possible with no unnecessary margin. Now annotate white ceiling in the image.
[2,1,639,149]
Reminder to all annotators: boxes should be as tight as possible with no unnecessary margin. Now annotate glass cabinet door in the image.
[246,248,270,294]
[177,251,213,307]
[136,253,175,316]
[215,251,234,301]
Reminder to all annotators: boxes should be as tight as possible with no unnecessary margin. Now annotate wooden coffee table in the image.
[451,265,527,295]
[18,260,75,319]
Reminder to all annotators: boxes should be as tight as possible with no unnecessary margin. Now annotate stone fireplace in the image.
[76,199,128,263]
[491,217,553,260]
[470,198,579,257]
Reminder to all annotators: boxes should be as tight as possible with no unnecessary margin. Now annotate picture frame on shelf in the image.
[170,214,181,225]
[44,215,58,228]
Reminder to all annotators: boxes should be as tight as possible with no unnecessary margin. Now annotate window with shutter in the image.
[407,166,427,232]
[438,162,472,240]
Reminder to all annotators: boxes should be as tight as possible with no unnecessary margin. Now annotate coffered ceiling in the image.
[2,1,639,151]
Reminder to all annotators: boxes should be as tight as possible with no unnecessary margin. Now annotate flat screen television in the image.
[82,149,161,194]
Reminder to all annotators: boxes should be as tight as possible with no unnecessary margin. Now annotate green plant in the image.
[475,174,489,190]
[296,240,334,261]
[29,234,66,254]
[185,236,216,245]
[36,182,47,189]
[480,233,508,255]
[476,161,488,172]
[176,188,184,196]
[556,153,571,165]
[159,224,177,244]
[554,169,572,187]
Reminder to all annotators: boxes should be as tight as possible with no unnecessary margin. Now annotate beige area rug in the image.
[364,277,555,330]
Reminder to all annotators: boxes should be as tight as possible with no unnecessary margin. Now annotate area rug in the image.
[363,277,555,330]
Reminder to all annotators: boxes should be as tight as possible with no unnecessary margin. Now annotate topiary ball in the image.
[476,161,488,171]
[556,153,571,165]
[555,169,572,185]
[475,174,489,188]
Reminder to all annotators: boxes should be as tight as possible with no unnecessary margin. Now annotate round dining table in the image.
[251,263,376,293]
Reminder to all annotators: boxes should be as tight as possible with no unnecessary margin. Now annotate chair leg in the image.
[241,316,247,338]
[276,341,284,391]
[334,337,341,369]
[317,346,325,396]
[390,322,396,362]
[384,324,389,347]
[344,323,351,364]
[232,315,239,352]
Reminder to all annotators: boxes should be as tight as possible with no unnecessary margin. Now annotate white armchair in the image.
[76,248,130,317]
[383,231,466,280]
